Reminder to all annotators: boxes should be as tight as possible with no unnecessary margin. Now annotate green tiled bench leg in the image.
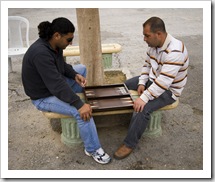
[102,53,112,69]
[61,117,82,146]
[143,110,162,138]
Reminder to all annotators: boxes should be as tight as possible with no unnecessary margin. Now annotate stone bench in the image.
[42,91,179,147]
[63,43,122,69]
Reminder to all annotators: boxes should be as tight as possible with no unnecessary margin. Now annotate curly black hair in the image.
[38,17,75,40]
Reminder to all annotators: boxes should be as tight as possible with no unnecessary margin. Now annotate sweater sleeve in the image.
[33,52,84,109]
[140,51,184,103]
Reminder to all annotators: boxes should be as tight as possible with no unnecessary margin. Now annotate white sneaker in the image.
[84,148,111,164]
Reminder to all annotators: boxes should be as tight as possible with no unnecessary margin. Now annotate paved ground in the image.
[7,7,205,178]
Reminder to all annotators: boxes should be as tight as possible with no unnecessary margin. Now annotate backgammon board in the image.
[84,84,134,112]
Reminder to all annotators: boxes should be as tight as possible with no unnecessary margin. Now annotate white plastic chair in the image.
[8,16,30,72]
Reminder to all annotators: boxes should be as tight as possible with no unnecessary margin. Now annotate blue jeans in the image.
[124,76,176,148]
[32,64,101,153]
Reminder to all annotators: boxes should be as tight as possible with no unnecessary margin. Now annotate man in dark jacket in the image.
[22,17,111,164]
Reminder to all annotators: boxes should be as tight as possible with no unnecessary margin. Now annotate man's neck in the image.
[48,39,57,51]
[157,32,168,48]
[160,33,168,47]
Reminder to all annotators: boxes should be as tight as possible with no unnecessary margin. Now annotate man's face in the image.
[57,32,74,49]
[143,24,160,48]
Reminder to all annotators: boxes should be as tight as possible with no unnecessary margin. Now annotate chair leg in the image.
[8,57,13,73]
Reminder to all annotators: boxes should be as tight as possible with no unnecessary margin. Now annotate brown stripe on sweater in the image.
[141,72,149,75]
[152,68,156,77]
[173,74,187,84]
[147,88,157,98]
[182,42,184,53]
[147,53,159,63]
[170,85,183,89]
[164,49,169,54]
[150,56,159,64]
[145,60,150,64]
[184,56,188,63]
[171,50,182,53]
[154,79,168,90]
[164,62,184,66]
[174,93,180,97]
[160,72,175,79]
[179,66,189,72]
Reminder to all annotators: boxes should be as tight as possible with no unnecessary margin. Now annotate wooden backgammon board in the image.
[84,83,134,112]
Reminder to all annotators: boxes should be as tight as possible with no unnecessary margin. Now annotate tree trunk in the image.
[76,8,104,86]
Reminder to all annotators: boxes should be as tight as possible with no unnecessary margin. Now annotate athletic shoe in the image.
[84,148,111,164]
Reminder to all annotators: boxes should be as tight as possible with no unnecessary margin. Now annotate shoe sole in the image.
[84,149,91,157]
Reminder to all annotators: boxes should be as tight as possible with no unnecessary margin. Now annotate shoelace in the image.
[93,152,105,157]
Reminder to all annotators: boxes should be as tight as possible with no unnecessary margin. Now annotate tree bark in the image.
[76,8,104,86]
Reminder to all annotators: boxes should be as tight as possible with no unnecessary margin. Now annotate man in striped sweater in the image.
[114,17,189,160]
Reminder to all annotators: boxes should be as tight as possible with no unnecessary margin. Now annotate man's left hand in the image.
[133,98,146,112]
[75,74,87,87]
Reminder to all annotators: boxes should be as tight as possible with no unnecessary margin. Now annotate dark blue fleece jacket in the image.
[22,38,84,110]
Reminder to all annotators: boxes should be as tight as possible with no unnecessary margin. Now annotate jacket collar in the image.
[160,33,172,51]
[39,38,62,54]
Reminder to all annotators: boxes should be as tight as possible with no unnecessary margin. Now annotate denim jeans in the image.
[32,64,101,153]
[124,76,176,148]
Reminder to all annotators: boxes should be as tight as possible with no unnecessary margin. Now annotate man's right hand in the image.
[78,103,92,121]
[137,85,145,95]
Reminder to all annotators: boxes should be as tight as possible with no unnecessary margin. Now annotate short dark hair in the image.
[143,17,166,33]
[38,17,75,40]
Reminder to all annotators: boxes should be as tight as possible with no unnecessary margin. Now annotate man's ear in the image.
[157,31,162,36]
[53,32,61,40]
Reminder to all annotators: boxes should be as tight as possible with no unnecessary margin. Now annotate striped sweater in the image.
[139,34,189,103]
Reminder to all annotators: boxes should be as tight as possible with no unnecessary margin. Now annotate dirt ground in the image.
[6,8,204,177]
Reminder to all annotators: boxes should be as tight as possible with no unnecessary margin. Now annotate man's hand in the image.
[133,98,146,112]
[137,85,145,95]
[78,103,92,121]
[75,74,87,87]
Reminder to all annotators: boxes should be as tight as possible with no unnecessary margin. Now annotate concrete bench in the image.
[42,91,179,147]
[63,43,122,69]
